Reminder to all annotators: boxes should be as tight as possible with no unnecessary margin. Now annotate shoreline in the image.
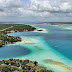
[0,24,36,47]
[14,36,72,72]
[0,24,72,72]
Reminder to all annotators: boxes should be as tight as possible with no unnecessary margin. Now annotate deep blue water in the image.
[8,24,72,60]
[0,45,30,58]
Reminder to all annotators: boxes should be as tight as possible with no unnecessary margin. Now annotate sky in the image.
[0,0,72,22]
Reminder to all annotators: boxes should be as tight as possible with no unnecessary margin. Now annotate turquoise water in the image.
[0,24,72,72]
[8,24,72,59]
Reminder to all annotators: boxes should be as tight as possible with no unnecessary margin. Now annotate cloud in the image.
[0,0,72,18]
[29,0,72,16]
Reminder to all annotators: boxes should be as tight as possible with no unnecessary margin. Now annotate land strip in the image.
[0,24,36,47]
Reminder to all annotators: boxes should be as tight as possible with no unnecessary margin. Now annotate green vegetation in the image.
[0,35,21,47]
[0,24,36,47]
[0,59,53,72]
[0,24,13,30]
[0,24,54,72]
[9,25,36,31]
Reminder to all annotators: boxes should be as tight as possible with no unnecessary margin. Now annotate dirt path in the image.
[0,26,14,32]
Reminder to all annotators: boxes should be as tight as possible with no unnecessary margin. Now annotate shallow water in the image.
[0,24,72,72]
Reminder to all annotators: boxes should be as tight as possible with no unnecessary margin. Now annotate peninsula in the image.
[0,24,36,47]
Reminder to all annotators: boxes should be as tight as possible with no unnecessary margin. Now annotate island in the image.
[0,59,53,72]
[0,24,36,47]
[37,30,43,31]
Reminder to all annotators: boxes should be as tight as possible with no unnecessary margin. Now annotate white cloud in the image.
[29,0,72,17]
[0,0,72,17]
[60,2,71,12]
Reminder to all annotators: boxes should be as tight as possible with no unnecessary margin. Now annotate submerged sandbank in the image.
[53,24,72,30]
[14,36,72,72]
[43,59,72,72]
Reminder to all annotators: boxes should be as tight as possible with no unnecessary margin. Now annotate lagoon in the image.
[0,24,72,72]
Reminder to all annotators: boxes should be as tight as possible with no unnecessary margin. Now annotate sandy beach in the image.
[34,27,49,33]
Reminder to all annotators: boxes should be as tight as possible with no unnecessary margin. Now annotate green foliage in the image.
[0,59,53,72]
[5,25,36,32]
[0,65,22,72]
[0,24,13,30]
[0,24,36,47]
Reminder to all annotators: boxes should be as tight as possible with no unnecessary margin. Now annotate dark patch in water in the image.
[34,46,43,50]
[0,45,30,58]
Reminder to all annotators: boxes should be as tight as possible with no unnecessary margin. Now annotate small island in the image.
[0,24,36,47]
[0,59,53,72]
[37,30,43,31]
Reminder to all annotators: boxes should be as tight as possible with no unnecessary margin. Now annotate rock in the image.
[37,30,43,31]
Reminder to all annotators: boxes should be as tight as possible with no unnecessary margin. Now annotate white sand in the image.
[34,27,49,33]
